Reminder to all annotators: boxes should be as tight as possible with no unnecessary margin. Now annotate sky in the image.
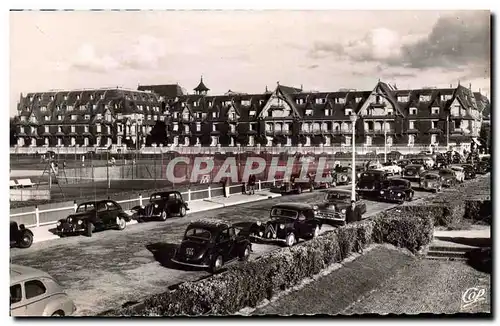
[9,10,491,117]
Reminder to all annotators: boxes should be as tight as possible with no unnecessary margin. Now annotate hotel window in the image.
[431,134,437,144]
[77,95,80,100]
[345,136,351,146]
[193,101,198,107]
[212,124,217,132]
[355,97,362,103]
[147,115,151,120]
[64,95,68,101]
[441,94,452,101]
[107,126,111,133]
[100,94,104,99]
[386,108,394,115]
[58,126,62,133]
[305,109,313,116]
[335,97,346,104]
[154,115,158,121]
[20,116,26,121]
[92,104,97,110]
[344,108,352,116]
[71,126,76,133]
[183,112,190,120]
[85,114,90,120]
[409,120,415,129]
[67,105,73,111]
[431,107,440,115]
[387,136,393,146]
[97,124,101,132]
[365,136,372,146]
[249,123,256,131]
[184,125,190,133]
[207,101,213,108]
[57,115,62,121]
[90,95,94,100]
[20,126,24,133]
[197,112,202,119]
[324,109,330,116]
[71,115,77,120]
[106,114,112,122]
[249,110,256,117]
[242,100,250,106]
[419,95,431,102]
[432,121,438,129]
[398,96,409,102]
[409,107,418,115]
[173,123,178,131]
[44,126,49,133]
[84,125,89,133]
[211,112,216,118]
[44,116,50,121]
[315,98,325,104]
[40,107,47,112]
[196,122,201,131]
[408,135,415,146]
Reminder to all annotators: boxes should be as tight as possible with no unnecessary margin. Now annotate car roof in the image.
[362,169,386,174]
[272,202,313,211]
[406,164,423,168]
[188,219,229,231]
[326,189,352,195]
[151,191,180,196]
[387,178,410,184]
[423,172,440,177]
[10,264,52,284]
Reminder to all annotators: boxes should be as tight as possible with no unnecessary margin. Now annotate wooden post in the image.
[208,186,212,199]
[188,188,192,202]
[258,179,262,191]
[139,193,143,206]
[35,206,40,227]
[73,200,77,212]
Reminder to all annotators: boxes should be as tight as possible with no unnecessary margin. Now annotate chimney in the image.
[450,84,452,88]
[301,84,303,91]
[469,83,472,90]
[277,81,280,86]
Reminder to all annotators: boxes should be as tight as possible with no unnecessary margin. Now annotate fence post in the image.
[139,193,143,206]
[73,200,77,212]
[273,178,276,187]
[188,188,192,202]
[258,179,262,191]
[208,186,212,199]
[35,205,40,227]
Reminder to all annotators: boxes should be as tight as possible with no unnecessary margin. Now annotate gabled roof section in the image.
[194,76,210,92]
[277,84,302,94]
[357,81,404,116]
[258,85,302,119]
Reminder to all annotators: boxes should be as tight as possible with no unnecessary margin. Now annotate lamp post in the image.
[384,120,387,163]
[446,114,450,151]
[350,114,358,202]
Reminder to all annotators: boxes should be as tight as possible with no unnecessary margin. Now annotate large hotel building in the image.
[13,78,489,153]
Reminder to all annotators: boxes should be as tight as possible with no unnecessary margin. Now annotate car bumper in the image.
[56,222,85,234]
[171,258,209,268]
[250,235,287,243]
[379,194,405,202]
[314,211,346,223]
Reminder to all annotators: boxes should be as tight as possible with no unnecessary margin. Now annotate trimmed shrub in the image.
[106,212,433,316]
[464,200,492,225]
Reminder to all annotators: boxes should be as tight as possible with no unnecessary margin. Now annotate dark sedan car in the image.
[459,164,476,180]
[56,200,131,237]
[249,203,322,247]
[402,164,426,182]
[313,189,366,225]
[131,191,189,221]
[355,170,389,197]
[172,219,251,273]
[277,173,315,194]
[438,169,458,187]
[378,178,414,204]
[10,222,34,249]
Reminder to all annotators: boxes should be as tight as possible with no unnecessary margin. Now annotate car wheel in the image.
[179,206,187,217]
[297,186,302,194]
[239,245,251,261]
[160,210,168,221]
[210,255,224,273]
[51,310,64,317]
[18,232,33,249]
[285,232,296,247]
[86,222,93,237]
[117,217,127,230]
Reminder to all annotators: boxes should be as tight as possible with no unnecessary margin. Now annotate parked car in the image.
[379,161,402,175]
[402,164,426,182]
[56,200,131,237]
[277,173,314,194]
[356,170,389,197]
[449,165,466,182]
[419,172,443,193]
[334,166,353,185]
[459,164,476,180]
[313,189,366,225]
[249,203,322,247]
[10,264,76,316]
[309,171,335,189]
[10,222,34,249]
[434,153,448,168]
[396,159,411,169]
[411,157,434,169]
[438,169,459,187]
[476,156,491,174]
[172,219,252,273]
[378,178,414,204]
[131,191,189,221]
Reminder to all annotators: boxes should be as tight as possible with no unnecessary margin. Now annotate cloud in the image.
[309,11,490,78]
[69,35,167,72]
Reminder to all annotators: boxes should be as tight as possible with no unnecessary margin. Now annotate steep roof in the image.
[194,77,210,92]
[137,84,184,98]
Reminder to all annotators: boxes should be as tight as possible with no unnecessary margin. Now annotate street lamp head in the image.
[349,113,358,123]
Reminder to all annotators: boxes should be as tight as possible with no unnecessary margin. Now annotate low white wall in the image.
[10,189,51,201]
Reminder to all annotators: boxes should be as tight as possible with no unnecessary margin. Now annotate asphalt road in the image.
[10,185,439,316]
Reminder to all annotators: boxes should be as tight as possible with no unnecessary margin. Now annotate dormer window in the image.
[441,94,452,101]
[76,95,80,100]
[335,98,346,104]
[40,107,47,112]
[90,94,94,100]
[50,96,54,101]
[20,116,26,121]
[409,107,418,115]
[173,123,178,131]
[173,112,179,119]
[242,100,250,106]
[29,96,33,102]
[193,101,198,107]
[296,98,305,105]
[212,112,217,118]
[80,105,86,111]
[419,95,431,102]
[84,114,90,120]
[181,102,185,108]
[44,126,49,133]
[249,110,256,117]
[57,115,63,121]
[305,109,313,116]
[67,105,73,111]
[355,97,362,103]
[100,94,104,100]
[315,98,326,105]
[432,121,438,129]
[184,125,190,133]
[431,107,440,115]
[196,122,201,132]
[345,108,353,116]
[44,116,50,121]
[397,96,409,102]
[64,95,68,101]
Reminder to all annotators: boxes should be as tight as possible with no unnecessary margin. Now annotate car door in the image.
[23,279,50,316]
[170,193,181,214]
[105,201,121,225]
[10,283,26,316]
[296,209,316,236]
[95,202,108,226]
[227,227,239,259]
[216,229,232,262]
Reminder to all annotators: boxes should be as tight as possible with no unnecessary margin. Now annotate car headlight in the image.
[397,193,401,197]
[154,204,159,208]
[313,205,318,210]
[256,221,261,226]
[77,220,83,225]
[341,209,346,214]
[279,224,285,229]
[56,221,61,226]
[258,232,263,237]
[380,190,384,194]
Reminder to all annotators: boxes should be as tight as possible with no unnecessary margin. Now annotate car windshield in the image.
[326,192,350,202]
[360,172,381,180]
[76,203,95,213]
[151,193,175,201]
[440,170,454,176]
[424,174,439,180]
[270,208,298,219]
[185,228,212,241]
[388,180,407,187]
[411,159,424,164]
[405,165,420,171]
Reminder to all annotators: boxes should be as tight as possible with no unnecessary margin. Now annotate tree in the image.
[10,117,17,146]
[149,121,168,146]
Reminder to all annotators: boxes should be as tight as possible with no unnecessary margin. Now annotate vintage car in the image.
[379,162,402,175]
[402,164,426,182]
[249,203,322,247]
[419,172,443,193]
[378,178,414,204]
[335,166,353,185]
[459,164,476,180]
[10,222,34,249]
[313,189,366,225]
[10,264,76,316]
[476,156,491,174]
[438,169,460,187]
[449,165,466,182]
[396,159,411,169]
[434,153,448,168]
[278,173,314,194]
[131,191,189,221]
[355,170,389,197]
[172,219,251,273]
[309,172,335,189]
[410,157,434,169]
[56,200,131,237]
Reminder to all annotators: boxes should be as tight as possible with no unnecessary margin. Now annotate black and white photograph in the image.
[7,6,492,318]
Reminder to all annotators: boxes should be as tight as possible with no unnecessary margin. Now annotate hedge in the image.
[105,210,433,316]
